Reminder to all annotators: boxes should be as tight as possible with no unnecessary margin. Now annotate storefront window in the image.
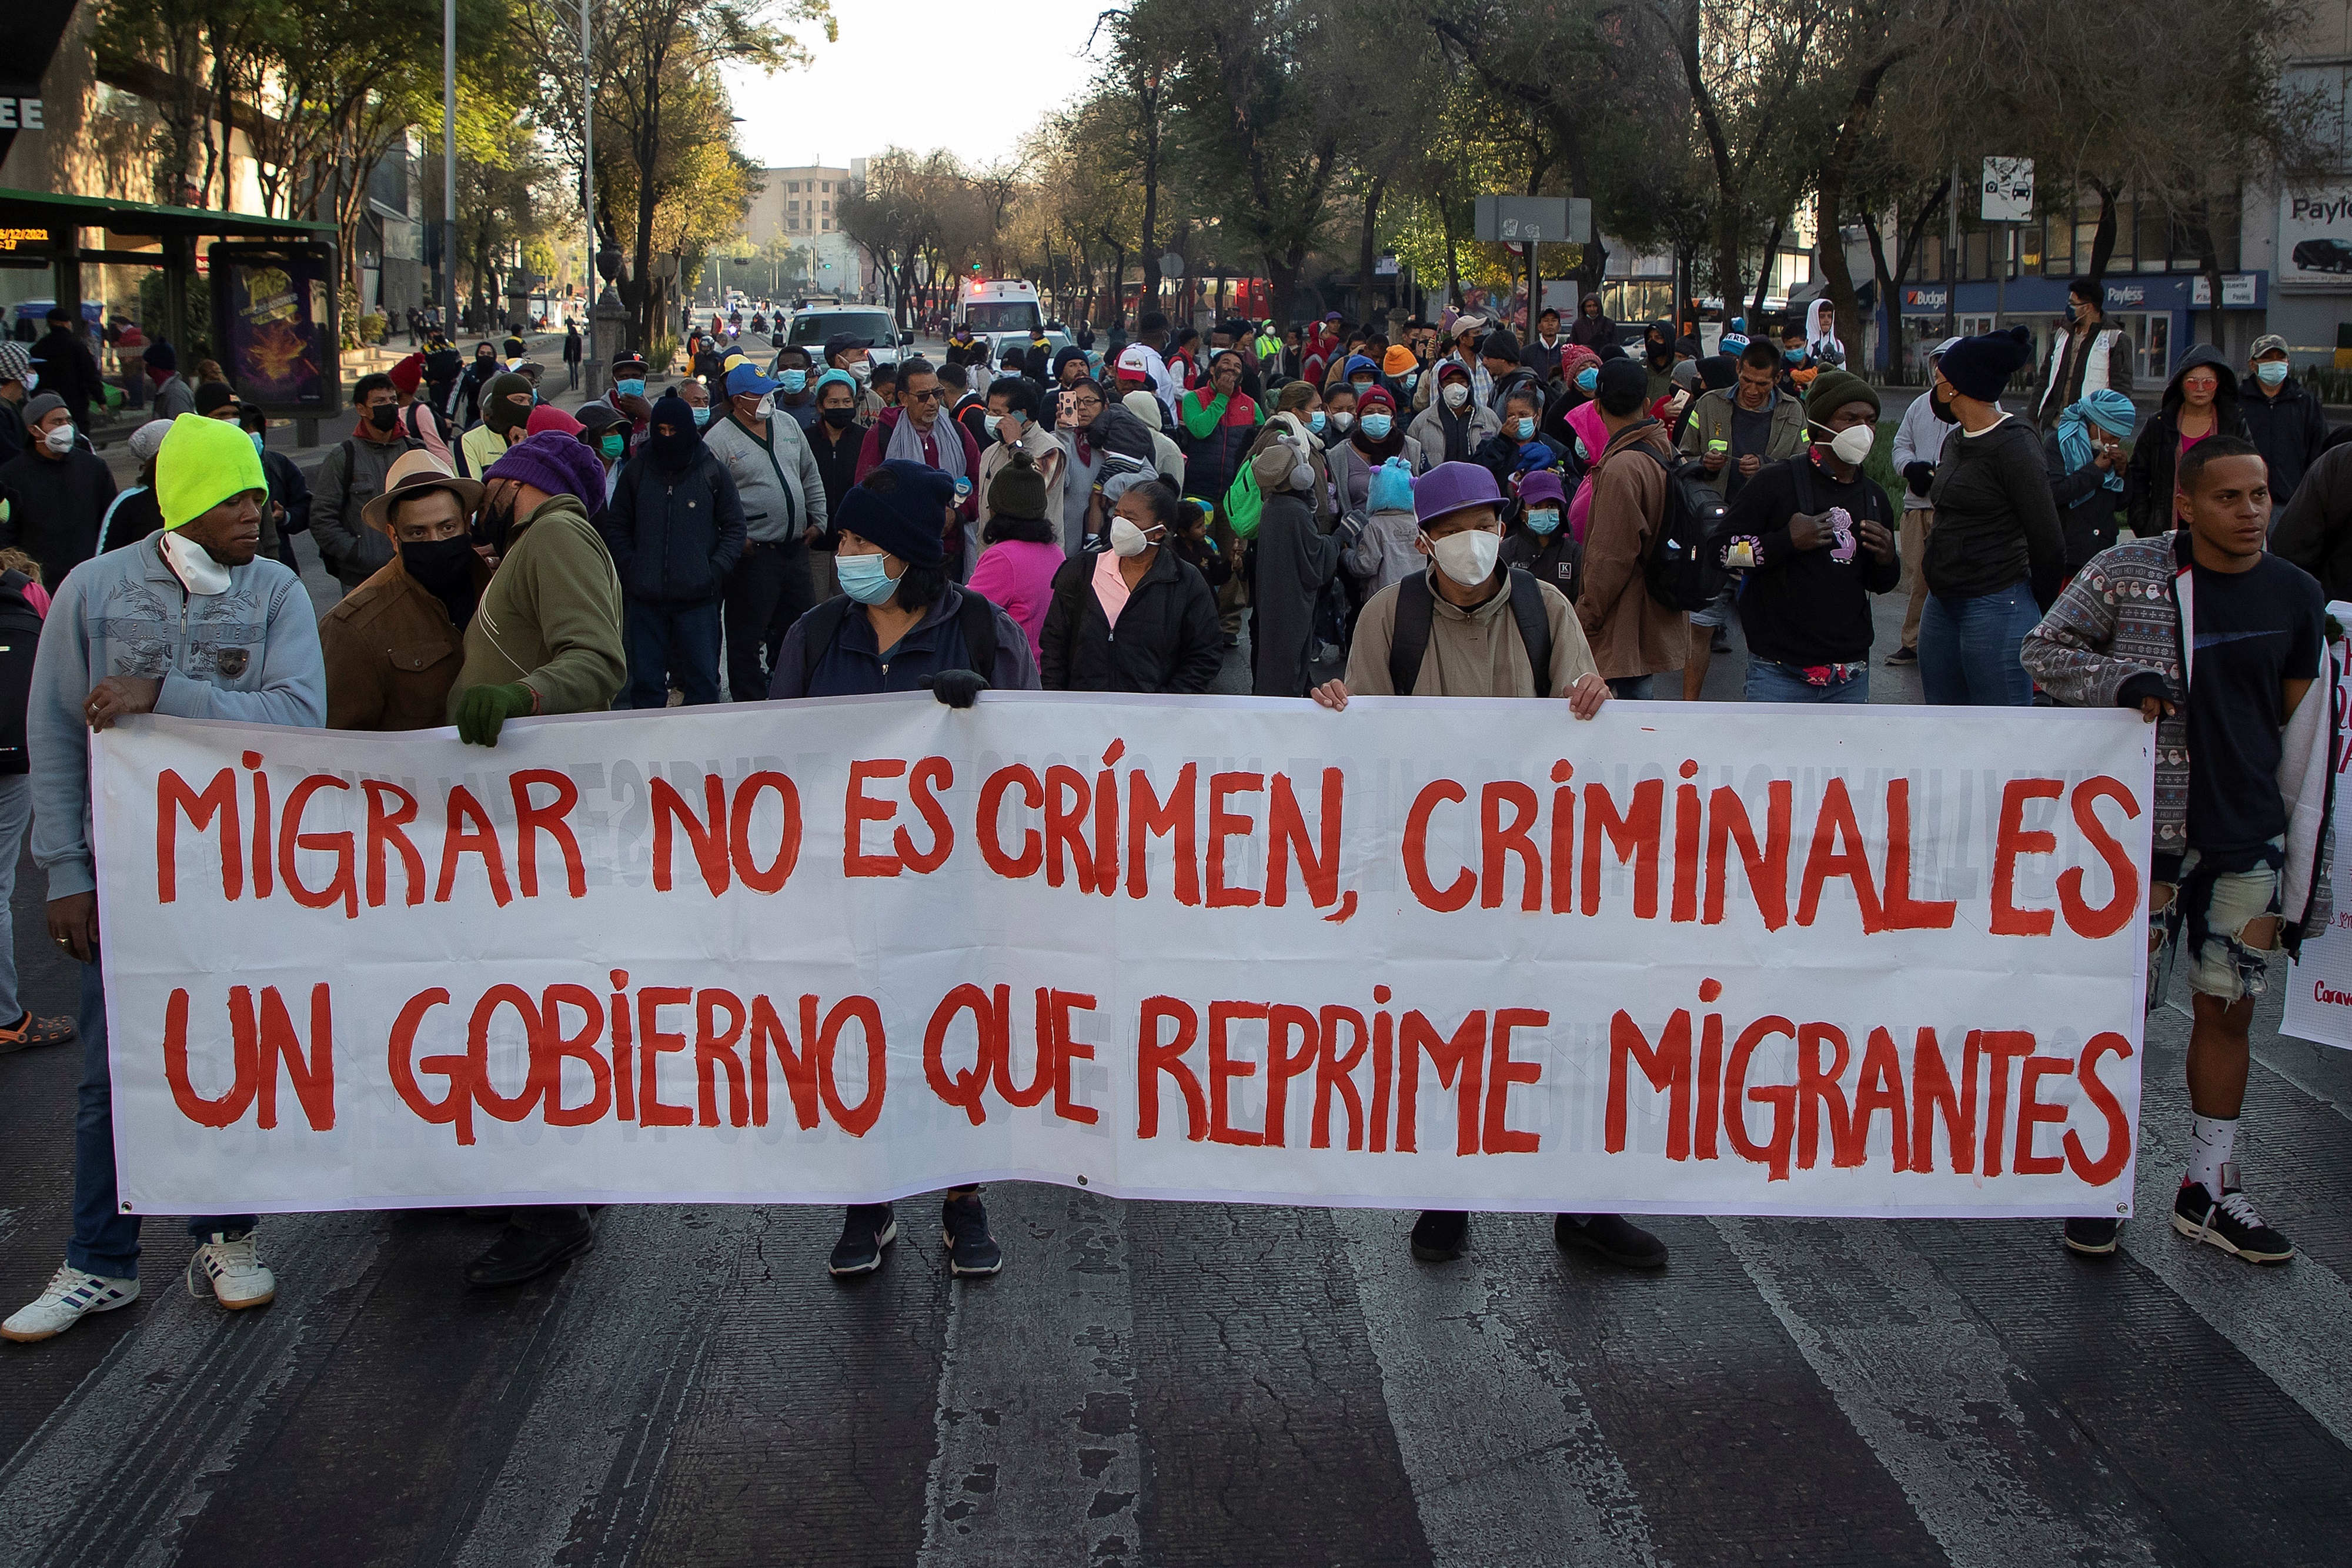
[2043,212,2071,277]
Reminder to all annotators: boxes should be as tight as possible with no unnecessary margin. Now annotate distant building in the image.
[743,163,861,297]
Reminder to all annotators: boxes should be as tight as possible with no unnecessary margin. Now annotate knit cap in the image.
[156,412,266,529]
[0,342,28,385]
[1382,345,1417,376]
[836,459,952,567]
[484,430,607,510]
[1804,369,1880,420]
[389,352,426,394]
[127,419,172,466]
[1937,326,2035,402]
[987,450,1049,520]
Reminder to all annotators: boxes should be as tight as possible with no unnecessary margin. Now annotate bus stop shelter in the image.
[0,186,335,359]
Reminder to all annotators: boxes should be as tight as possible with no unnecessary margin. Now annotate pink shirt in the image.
[1091,548,1133,627]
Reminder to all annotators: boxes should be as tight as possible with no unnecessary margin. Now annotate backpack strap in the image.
[95,486,146,554]
[1506,566,1553,694]
[799,594,854,685]
[954,587,998,679]
[1387,569,1435,694]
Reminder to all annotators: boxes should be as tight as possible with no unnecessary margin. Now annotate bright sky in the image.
[724,0,1108,172]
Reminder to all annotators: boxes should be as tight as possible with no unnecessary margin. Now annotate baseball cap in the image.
[725,362,777,397]
[1115,343,1153,380]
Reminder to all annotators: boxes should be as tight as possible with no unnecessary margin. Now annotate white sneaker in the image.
[188,1231,276,1310]
[2,1263,141,1342]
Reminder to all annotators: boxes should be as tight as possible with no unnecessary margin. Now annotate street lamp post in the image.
[443,0,457,332]
[581,0,599,394]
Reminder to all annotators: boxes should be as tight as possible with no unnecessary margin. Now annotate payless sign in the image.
[0,0,77,165]
[2278,188,2352,289]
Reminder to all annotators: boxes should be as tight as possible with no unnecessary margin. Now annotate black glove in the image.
[2117,671,2170,711]
[1903,461,1935,498]
[922,668,989,708]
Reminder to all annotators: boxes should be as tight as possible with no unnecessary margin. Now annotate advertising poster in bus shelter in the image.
[209,241,340,417]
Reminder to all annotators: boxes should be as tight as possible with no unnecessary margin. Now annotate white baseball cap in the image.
[1115,343,1154,379]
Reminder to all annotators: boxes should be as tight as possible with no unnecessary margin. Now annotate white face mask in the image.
[983,413,1004,438]
[1424,526,1500,587]
[1442,383,1470,410]
[850,360,873,383]
[1813,422,1875,466]
[41,424,75,456]
[753,394,775,420]
[1108,516,1164,557]
[159,528,234,596]
[1330,410,1355,433]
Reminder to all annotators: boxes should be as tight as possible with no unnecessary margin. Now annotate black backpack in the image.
[0,572,45,774]
[1619,424,1730,612]
[799,588,998,689]
[1388,566,1553,694]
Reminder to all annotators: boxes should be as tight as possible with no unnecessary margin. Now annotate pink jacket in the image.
[965,538,1064,662]
[1565,400,1609,543]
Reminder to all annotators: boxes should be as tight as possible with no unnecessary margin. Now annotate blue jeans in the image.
[1918,582,2038,707]
[623,599,723,709]
[0,774,30,1022]
[71,959,254,1279]
[1744,658,1870,704]
[1607,675,1655,700]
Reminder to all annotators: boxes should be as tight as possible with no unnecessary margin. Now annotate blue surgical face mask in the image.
[836,551,903,606]
[1308,410,1327,434]
[1526,507,1562,536]
[1360,413,1393,439]
[1783,346,1805,364]
[690,405,711,427]
[1401,371,1418,391]
[1513,417,1536,440]
[779,369,808,393]
[249,432,266,459]
[1575,366,1599,393]
[617,377,646,399]
[2256,360,2290,387]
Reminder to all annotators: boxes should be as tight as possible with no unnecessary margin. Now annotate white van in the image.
[955,279,1044,363]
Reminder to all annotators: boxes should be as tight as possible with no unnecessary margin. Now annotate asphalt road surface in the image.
[6,417,2351,1566]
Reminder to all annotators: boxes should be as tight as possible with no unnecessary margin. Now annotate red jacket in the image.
[854,406,985,521]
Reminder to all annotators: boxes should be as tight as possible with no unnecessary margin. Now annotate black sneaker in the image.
[941,1195,1003,1277]
[2172,1168,2294,1263]
[1555,1213,1668,1268]
[1409,1209,1469,1261]
[827,1202,897,1277]
[1885,646,1918,666]
[2063,1217,2121,1256]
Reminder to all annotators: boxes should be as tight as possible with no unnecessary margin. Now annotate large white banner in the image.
[2284,608,2352,1048]
[95,696,2153,1220]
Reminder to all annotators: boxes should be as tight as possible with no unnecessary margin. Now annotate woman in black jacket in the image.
[1041,479,1222,693]
[597,392,747,707]
[2123,345,2250,536]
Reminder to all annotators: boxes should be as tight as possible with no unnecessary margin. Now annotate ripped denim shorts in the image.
[2147,838,2284,1011]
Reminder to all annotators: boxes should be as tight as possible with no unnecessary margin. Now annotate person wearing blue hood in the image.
[598,392,746,707]
[2124,346,2251,538]
[2044,388,2136,576]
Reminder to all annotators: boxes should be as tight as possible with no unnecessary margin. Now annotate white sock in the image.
[2186,1114,2237,1193]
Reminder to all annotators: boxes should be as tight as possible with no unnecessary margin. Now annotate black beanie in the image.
[987,449,1048,520]
[1937,326,2036,402]
[836,459,952,567]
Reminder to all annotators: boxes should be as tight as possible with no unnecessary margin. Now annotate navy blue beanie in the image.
[836,459,952,568]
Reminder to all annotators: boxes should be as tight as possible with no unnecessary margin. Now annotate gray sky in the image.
[725,0,1108,172]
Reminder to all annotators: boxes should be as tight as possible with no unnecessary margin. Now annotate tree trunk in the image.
[1138,78,1161,310]
[1749,218,1782,323]
[1355,175,1386,325]
[1815,51,1908,369]
[1436,194,1462,306]
[2082,182,2119,286]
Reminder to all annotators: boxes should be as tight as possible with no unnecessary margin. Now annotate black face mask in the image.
[400,534,476,591]
[475,495,516,556]
[368,404,399,433]
[821,407,857,429]
[1930,389,1957,425]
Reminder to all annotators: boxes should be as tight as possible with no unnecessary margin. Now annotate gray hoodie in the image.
[30,536,325,899]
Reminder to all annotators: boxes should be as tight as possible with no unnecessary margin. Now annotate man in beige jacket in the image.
[1309,457,1667,1275]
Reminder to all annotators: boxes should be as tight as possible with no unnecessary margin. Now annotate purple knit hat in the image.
[1411,460,1502,527]
[485,430,607,509]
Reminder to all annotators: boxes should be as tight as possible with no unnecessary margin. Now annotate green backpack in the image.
[1223,458,1264,539]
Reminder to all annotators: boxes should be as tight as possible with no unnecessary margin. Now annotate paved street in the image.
[1,554,2349,1564]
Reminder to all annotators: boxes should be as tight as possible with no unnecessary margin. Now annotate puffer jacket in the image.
[1039,546,1222,693]
[599,447,748,606]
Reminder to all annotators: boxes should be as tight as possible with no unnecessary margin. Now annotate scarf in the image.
[2056,389,2135,493]
[1351,425,1405,463]
[885,407,968,484]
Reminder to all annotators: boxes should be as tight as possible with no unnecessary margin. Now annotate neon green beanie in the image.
[156,412,266,529]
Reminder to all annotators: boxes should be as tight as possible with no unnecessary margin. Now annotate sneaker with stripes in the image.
[188,1231,278,1309]
[2171,1166,2294,1264]
[1,1264,141,1343]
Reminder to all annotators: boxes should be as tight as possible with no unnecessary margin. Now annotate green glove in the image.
[455,683,534,747]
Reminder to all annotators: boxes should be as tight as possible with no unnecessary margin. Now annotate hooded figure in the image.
[462,371,535,479]
[1570,295,1618,351]
[597,393,748,706]
[1642,321,1676,402]
[2044,389,2136,573]
[2124,345,2251,537]
[1247,442,1358,698]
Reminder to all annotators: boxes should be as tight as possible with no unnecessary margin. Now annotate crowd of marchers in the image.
[0,280,2343,1341]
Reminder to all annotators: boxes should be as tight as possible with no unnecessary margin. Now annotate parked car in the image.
[781,305,911,367]
[2292,238,2352,275]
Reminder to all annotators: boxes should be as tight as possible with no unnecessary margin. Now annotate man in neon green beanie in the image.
[2,412,325,1345]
